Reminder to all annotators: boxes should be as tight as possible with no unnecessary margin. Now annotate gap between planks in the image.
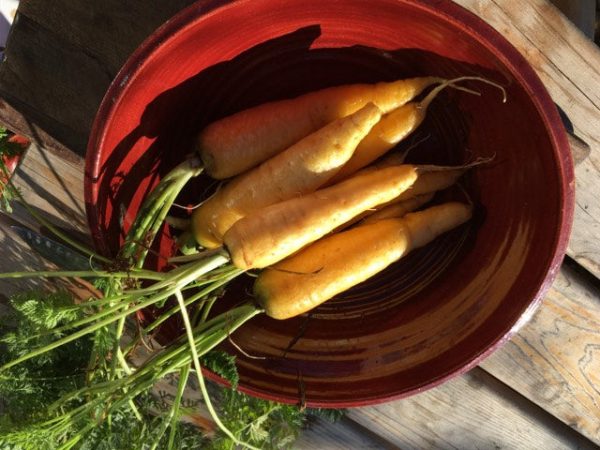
[479,260,600,444]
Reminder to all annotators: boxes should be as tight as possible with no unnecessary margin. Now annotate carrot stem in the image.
[142,268,243,334]
[175,291,261,450]
[165,363,192,450]
[0,269,165,280]
[119,156,203,264]
[123,251,230,295]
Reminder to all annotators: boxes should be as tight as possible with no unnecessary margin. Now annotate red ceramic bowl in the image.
[85,0,574,407]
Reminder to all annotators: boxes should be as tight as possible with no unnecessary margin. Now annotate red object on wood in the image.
[1,133,29,180]
[85,0,574,407]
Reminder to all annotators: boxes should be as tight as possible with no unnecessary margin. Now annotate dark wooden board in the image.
[0,0,197,155]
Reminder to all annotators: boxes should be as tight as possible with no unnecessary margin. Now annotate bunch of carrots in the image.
[0,74,505,448]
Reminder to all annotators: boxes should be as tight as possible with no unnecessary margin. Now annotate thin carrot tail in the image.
[418,76,507,110]
[416,154,495,173]
[404,202,473,250]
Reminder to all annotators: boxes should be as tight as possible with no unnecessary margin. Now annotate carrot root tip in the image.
[418,75,508,110]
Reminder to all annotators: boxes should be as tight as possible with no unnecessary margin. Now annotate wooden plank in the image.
[550,0,596,39]
[17,0,198,76]
[0,97,76,158]
[0,0,197,156]
[0,12,109,154]
[454,0,600,278]
[8,143,88,236]
[296,416,393,450]
[480,261,600,444]
[348,367,597,450]
[0,220,96,301]
[0,213,52,297]
[0,141,92,299]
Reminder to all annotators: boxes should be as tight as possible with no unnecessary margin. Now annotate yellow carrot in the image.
[361,192,434,224]
[254,202,472,320]
[328,76,506,183]
[223,165,420,270]
[198,77,444,179]
[192,103,383,248]
[337,159,480,229]
[327,97,429,184]
[395,167,466,202]
[332,185,433,233]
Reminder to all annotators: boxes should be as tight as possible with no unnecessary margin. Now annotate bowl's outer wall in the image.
[86,0,574,407]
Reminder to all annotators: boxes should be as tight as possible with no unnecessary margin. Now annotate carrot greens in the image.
[0,288,321,449]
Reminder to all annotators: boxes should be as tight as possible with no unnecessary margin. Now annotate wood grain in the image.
[454,0,600,279]
[0,213,53,297]
[0,0,197,155]
[0,142,93,300]
[347,367,597,450]
[480,262,600,444]
[8,142,88,236]
[17,0,199,77]
[0,12,109,154]
[296,416,393,449]
[0,135,99,303]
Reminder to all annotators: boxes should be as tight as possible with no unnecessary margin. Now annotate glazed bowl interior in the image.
[86,0,573,407]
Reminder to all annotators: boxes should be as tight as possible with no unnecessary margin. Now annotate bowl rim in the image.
[85,0,575,407]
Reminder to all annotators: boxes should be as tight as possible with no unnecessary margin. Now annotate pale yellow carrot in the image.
[395,167,466,202]
[198,77,444,179]
[192,103,382,248]
[361,192,435,224]
[338,160,477,228]
[223,165,420,270]
[254,202,472,320]
[328,76,505,183]
[327,99,426,184]
[332,184,433,233]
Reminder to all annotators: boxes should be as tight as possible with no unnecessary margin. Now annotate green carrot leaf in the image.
[201,351,239,389]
